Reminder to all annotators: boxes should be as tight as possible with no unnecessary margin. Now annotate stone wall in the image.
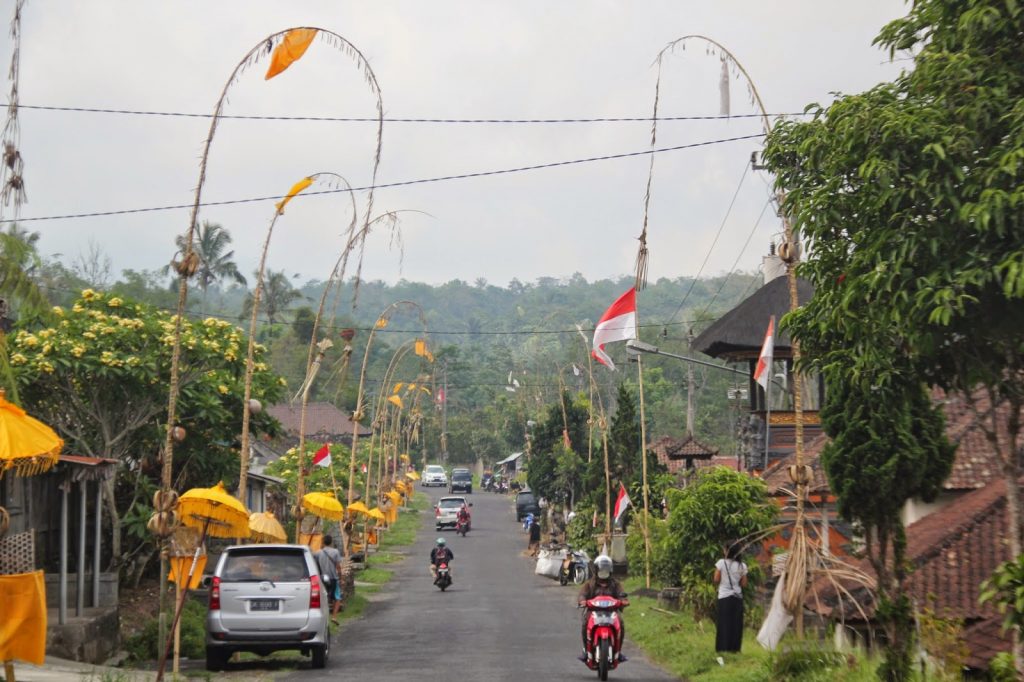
[46,606,120,664]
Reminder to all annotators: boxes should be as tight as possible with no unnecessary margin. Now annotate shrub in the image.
[125,597,206,662]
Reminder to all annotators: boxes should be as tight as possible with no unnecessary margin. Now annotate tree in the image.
[171,221,247,295]
[609,384,642,487]
[661,467,776,618]
[763,0,1024,671]
[820,374,954,680]
[243,269,302,325]
[9,289,284,579]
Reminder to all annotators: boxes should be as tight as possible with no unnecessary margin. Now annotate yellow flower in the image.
[38,329,55,339]
[10,353,26,365]
[224,352,237,362]
[254,362,267,372]
[83,331,97,340]
[52,306,64,316]
[278,377,288,387]
[81,288,97,300]
[107,297,123,308]
[41,342,52,354]
[71,346,86,358]
[21,334,38,348]
[203,317,219,327]
[37,360,55,374]
[72,304,84,313]
[218,384,229,395]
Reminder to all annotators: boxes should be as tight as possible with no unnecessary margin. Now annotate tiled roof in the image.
[266,402,372,438]
[937,388,1016,491]
[651,435,719,475]
[810,477,1014,670]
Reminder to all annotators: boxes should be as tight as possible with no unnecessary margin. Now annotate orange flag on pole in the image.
[265,29,318,80]
[275,176,313,214]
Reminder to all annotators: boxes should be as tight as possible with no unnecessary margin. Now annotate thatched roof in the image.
[692,276,814,359]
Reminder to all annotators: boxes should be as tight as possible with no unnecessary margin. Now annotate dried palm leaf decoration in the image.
[1,0,27,215]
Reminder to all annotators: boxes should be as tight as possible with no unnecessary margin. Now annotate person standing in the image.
[713,543,748,653]
[316,534,344,625]
[527,515,542,556]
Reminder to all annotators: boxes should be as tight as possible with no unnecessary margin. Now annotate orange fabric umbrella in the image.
[0,391,62,478]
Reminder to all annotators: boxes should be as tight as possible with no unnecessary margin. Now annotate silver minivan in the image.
[205,544,330,670]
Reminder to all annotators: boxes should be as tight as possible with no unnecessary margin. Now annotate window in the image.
[222,550,309,582]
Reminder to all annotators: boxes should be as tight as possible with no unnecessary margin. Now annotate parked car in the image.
[449,468,473,494]
[515,490,541,521]
[205,544,329,671]
[435,495,471,530]
[422,464,448,487]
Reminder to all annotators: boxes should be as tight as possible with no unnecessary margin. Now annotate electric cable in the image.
[2,133,764,224]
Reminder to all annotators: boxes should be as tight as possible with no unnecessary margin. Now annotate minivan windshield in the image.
[517,492,536,503]
[425,465,444,473]
[222,549,309,582]
[452,471,471,480]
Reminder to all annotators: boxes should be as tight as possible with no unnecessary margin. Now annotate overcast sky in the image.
[10,1,907,289]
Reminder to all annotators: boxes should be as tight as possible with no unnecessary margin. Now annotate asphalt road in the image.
[281,486,678,681]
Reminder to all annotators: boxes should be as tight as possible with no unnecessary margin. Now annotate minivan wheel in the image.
[312,633,329,669]
[205,647,228,672]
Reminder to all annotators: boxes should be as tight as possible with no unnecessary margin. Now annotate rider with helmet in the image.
[456,504,471,529]
[577,554,629,662]
[429,537,454,580]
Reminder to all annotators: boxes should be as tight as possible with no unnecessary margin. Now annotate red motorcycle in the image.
[455,516,469,536]
[581,596,627,680]
[434,561,452,591]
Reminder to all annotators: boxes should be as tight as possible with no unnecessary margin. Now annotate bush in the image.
[565,504,598,557]
[625,515,679,586]
[768,642,851,681]
[125,597,206,662]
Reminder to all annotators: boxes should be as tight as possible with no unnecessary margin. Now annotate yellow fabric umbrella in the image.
[302,491,344,521]
[405,470,420,481]
[367,508,386,522]
[248,511,287,543]
[177,482,250,538]
[0,391,63,478]
[347,500,370,516]
[385,490,402,504]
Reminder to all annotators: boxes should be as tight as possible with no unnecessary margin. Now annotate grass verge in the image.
[622,578,881,681]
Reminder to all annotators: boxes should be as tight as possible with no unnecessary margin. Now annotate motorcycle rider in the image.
[429,537,454,582]
[456,504,471,532]
[577,555,629,663]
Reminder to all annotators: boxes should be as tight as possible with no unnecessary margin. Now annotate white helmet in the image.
[594,554,613,579]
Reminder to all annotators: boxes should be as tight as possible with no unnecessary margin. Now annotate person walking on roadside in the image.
[527,515,542,556]
[713,543,748,653]
[316,534,344,625]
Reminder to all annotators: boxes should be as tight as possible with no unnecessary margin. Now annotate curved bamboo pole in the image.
[645,33,808,633]
[347,301,429,505]
[365,341,417,503]
[155,29,383,682]
[238,172,355,509]
[576,326,613,540]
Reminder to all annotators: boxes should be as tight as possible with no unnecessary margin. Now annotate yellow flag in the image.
[420,386,432,394]
[415,339,427,356]
[388,395,403,409]
[392,382,404,394]
[265,29,318,80]
[275,176,313,214]
[374,316,388,329]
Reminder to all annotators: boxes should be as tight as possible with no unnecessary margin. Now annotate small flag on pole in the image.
[312,444,332,468]
[613,482,631,526]
[753,316,775,391]
[592,508,599,528]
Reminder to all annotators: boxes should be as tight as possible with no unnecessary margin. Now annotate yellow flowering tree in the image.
[10,290,286,574]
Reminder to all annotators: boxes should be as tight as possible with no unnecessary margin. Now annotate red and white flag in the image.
[592,508,599,528]
[613,482,631,526]
[592,288,638,371]
[753,316,775,392]
[312,443,332,468]
[436,388,446,404]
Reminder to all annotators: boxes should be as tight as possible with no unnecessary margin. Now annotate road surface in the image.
[279,486,678,681]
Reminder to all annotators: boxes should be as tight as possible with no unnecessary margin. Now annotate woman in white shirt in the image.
[713,543,748,653]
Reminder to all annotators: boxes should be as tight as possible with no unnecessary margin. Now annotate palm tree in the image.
[169,221,247,295]
[242,269,302,325]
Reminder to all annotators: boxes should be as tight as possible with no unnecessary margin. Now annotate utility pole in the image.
[440,359,448,466]
[686,328,695,437]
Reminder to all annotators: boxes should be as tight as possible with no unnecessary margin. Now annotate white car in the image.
[422,464,448,487]
[435,496,470,530]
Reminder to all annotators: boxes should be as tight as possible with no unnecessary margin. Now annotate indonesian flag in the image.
[613,482,631,526]
[592,288,638,371]
[753,316,775,392]
[312,443,332,468]
[436,388,446,404]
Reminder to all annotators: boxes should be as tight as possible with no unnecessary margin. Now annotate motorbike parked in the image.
[434,561,452,591]
[581,595,627,680]
[559,547,590,586]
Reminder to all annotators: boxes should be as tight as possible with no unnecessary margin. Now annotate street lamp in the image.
[625,340,750,378]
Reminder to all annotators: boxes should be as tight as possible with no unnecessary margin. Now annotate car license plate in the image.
[250,599,279,612]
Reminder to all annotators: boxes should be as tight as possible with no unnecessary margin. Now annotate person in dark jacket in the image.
[576,555,629,663]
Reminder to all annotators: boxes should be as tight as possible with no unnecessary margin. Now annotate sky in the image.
[8,1,908,288]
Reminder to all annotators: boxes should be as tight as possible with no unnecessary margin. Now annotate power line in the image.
[19,103,811,124]
[667,159,750,325]
[697,197,772,321]
[1,133,764,224]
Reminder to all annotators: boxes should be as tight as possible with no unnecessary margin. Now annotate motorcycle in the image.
[455,516,470,537]
[434,561,452,591]
[581,595,627,680]
[559,548,590,586]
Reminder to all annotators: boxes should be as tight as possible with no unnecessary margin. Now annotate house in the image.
[495,451,524,479]
[650,434,721,474]
[266,401,372,451]
[691,259,823,472]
